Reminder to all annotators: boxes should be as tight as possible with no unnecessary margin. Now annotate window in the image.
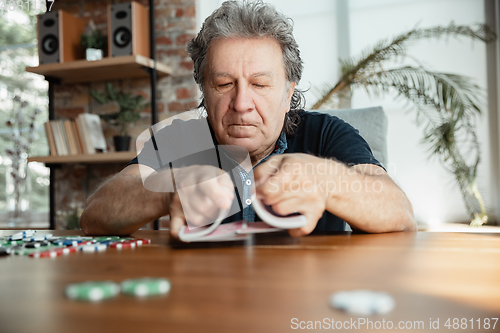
[0,9,49,226]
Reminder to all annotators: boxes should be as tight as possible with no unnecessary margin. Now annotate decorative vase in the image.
[86,48,103,61]
[6,161,31,227]
[113,135,131,152]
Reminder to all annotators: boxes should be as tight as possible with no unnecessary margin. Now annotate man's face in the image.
[203,37,295,163]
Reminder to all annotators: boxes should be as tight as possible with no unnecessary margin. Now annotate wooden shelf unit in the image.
[26,55,172,84]
[28,152,137,164]
[28,0,163,229]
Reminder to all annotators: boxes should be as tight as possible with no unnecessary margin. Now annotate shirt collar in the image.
[257,131,287,166]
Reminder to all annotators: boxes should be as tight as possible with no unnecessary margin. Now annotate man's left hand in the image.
[253,153,328,236]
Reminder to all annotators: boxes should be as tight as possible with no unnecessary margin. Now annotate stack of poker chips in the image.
[65,278,171,302]
[0,230,151,258]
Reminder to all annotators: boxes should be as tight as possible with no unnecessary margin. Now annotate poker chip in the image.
[1,240,22,246]
[95,240,120,246]
[80,244,107,252]
[110,241,136,250]
[52,239,82,247]
[65,281,120,302]
[0,247,11,256]
[134,239,151,245]
[121,278,171,297]
[2,231,145,259]
[9,230,36,240]
[30,247,77,258]
[15,245,60,256]
[24,241,50,248]
[29,250,60,258]
[92,236,122,242]
[23,234,53,242]
[330,290,395,315]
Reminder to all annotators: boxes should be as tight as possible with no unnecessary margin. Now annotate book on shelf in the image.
[75,116,95,154]
[63,120,79,155]
[42,115,108,157]
[72,121,85,154]
[50,121,68,156]
[79,113,107,153]
[43,122,57,156]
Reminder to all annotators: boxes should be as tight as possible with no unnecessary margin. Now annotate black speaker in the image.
[37,10,85,64]
[108,1,150,58]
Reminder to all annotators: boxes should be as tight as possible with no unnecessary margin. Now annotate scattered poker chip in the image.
[1,240,22,246]
[65,281,120,302]
[329,290,395,315]
[52,239,82,247]
[0,247,11,256]
[29,250,60,258]
[3,234,145,259]
[121,278,171,297]
[15,245,61,256]
[23,234,53,242]
[9,230,36,240]
[92,236,122,242]
[95,240,120,246]
[30,247,77,258]
[134,239,151,245]
[24,241,50,248]
[80,244,107,252]
[110,241,136,250]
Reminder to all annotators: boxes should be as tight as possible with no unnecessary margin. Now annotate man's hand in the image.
[254,154,328,236]
[254,153,416,235]
[169,165,235,239]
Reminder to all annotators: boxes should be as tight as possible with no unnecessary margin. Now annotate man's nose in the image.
[231,84,254,112]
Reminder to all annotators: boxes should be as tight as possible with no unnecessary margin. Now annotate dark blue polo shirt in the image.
[129,110,382,232]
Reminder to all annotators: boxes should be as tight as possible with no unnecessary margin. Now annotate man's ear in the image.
[285,81,296,108]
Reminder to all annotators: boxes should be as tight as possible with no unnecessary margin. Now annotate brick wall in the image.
[50,0,198,226]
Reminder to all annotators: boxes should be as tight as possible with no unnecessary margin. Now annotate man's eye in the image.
[218,83,232,87]
[253,84,266,88]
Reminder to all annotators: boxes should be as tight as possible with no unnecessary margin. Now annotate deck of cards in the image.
[178,195,307,242]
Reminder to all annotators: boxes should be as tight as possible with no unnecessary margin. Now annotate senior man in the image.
[80,0,416,237]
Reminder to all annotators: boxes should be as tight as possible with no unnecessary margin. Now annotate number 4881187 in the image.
[444,318,498,330]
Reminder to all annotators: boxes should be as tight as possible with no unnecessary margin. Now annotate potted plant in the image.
[312,23,496,226]
[90,83,149,151]
[81,22,107,61]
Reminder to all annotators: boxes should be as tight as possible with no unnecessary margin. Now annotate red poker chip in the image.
[29,250,61,258]
[53,247,78,255]
[29,247,78,258]
[134,239,151,245]
[110,241,136,249]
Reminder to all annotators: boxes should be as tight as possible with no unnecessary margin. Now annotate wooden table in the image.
[0,230,499,333]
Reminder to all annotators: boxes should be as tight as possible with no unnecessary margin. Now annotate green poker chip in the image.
[65,281,120,302]
[121,278,171,297]
[14,244,62,256]
[91,236,122,242]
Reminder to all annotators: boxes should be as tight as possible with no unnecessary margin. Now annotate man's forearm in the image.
[80,172,171,235]
[325,162,416,233]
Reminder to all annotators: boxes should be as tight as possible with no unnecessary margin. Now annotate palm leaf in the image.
[312,22,496,224]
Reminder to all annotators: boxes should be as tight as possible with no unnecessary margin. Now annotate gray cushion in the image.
[312,106,388,168]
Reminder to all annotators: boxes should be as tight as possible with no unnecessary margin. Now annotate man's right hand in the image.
[169,165,235,239]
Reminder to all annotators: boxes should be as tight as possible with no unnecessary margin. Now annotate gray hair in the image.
[186,0,305,135]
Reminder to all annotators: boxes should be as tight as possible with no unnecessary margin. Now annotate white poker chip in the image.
[329,290,395,315]
[9,230,36,240]
[80,244,107,252]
